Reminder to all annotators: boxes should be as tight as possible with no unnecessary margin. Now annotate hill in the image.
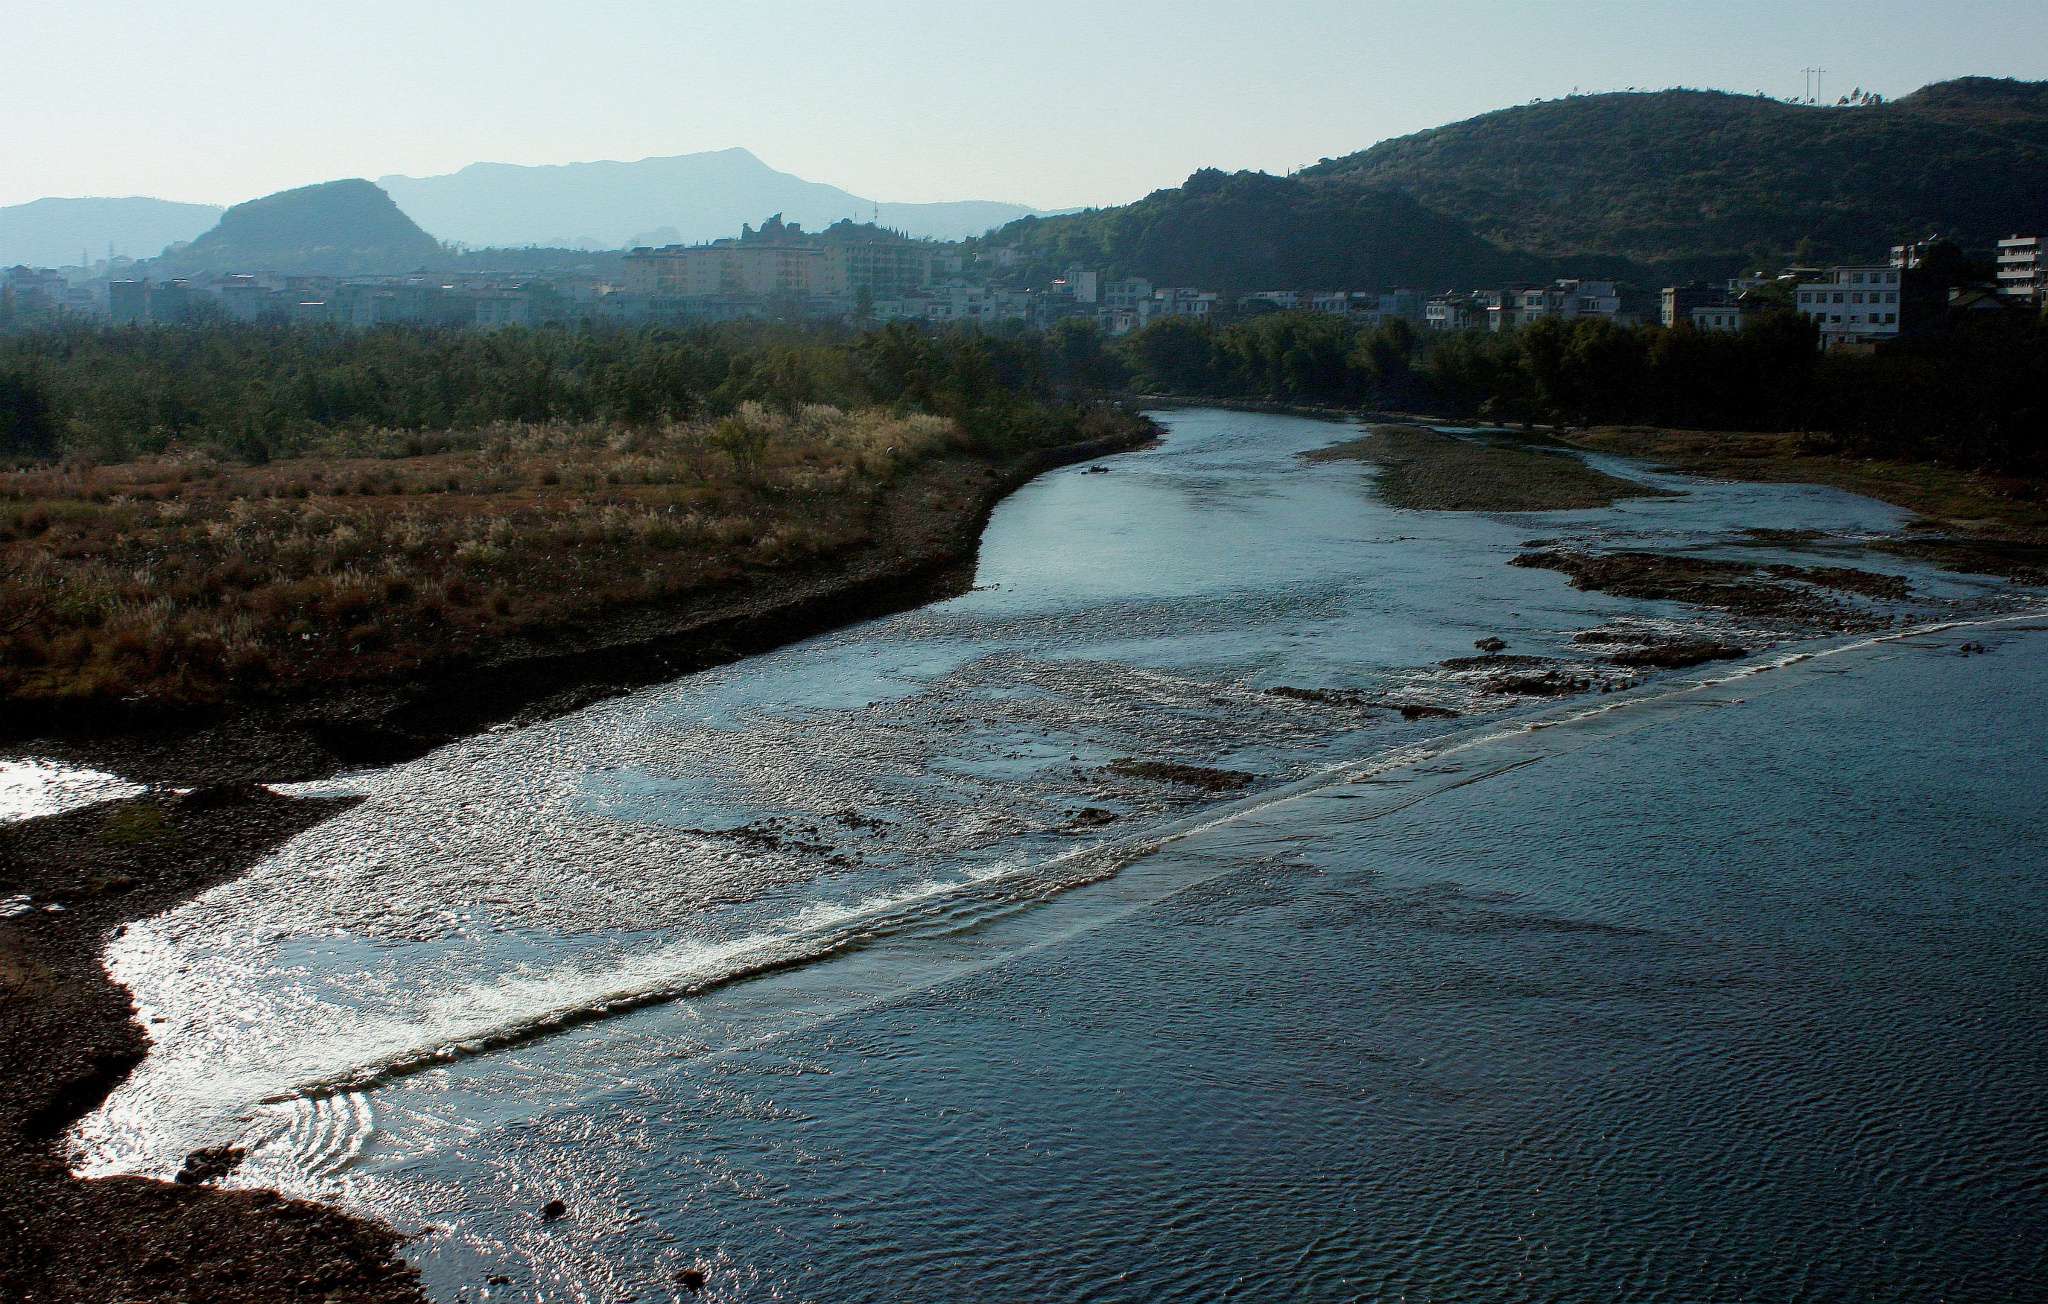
[0,197,221,268]
[378,149,1049,248]
[149,180,446,276]
[1304,77,2048,273]
[973,168,1566,292]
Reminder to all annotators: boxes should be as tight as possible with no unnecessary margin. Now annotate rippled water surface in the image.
[75,410,2047,1301]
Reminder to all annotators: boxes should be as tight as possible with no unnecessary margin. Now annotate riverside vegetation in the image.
[1117,305,2048,492]
[2,304,2041,717]
[0,321,1150,710]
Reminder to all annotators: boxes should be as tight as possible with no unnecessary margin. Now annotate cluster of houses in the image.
[6,219,2040,352]
[1658,236,2045,349]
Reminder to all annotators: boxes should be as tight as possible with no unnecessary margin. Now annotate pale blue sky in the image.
[7,0,2047,210]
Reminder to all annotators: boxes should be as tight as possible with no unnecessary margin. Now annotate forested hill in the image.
[149,179,448,277]
[974,170,1566,292]
[1303,77,2048,273]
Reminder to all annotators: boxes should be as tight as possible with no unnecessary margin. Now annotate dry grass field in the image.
[0,404,965,705]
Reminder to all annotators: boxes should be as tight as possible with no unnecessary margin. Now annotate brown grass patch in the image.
[0,405,962,705]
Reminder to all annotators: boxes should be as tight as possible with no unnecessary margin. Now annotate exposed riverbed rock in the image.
[1265,687,1459,720]
[1509,549,1901,627]
[1438,653,1551,671]
[1267,686,1371,708]
[1484,670,1595,697]
[1104,759,1255,791]
[173,1144,247,1186]
[1606,639,1751,669]
[1762,563,1910,601]
[1390,703,1460,719]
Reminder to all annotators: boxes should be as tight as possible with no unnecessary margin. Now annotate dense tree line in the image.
[5,310,2040,479]
[1117,307,2048,478]
[0,318,1131,466]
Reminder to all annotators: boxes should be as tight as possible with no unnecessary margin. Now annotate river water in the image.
[69,409,2047,1301]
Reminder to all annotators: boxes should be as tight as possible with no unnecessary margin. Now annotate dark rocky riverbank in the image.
[0,785,427,1303]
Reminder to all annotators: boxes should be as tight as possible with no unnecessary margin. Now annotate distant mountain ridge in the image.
[1303,76,2048,271]
[13,77,2043,285]
[378,148,1051,247]
[0,197,221,269]
[149,180,445,276]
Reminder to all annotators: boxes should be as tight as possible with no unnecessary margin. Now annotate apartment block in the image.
[1794,266,1902,347]
[1996,234,2043,303]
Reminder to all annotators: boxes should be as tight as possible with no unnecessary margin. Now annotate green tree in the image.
[1120,318,1218,393]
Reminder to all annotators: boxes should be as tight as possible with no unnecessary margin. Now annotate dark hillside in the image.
[151,179,448,276]
[976,170,1562,291]
[1304,78,2048,272]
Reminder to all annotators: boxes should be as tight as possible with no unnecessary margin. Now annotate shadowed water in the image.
[71,409,2046,1301]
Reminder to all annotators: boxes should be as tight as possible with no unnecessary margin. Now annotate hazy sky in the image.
[7,0,2047,211]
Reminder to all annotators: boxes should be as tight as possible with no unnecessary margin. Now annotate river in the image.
[69,407,2048,1301]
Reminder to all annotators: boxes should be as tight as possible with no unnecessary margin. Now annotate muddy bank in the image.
[4,429,1154,789]
[0,786,427,1304]
[1305,425,1675,512]
[1510,548,1904,629]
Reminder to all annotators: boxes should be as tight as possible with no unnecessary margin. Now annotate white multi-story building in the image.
[1794,266,1902,347]
[1488,279,1623,331]
[1425,294,1481,330]
[1356,290,1424,325]
[1690,301,1757,332]
[1156,287,1219,320]
[1243,290,1301,311]
[922,284,1033,324]
[1304,290,1424,323]
[1099,286,1220,335]
[1996,234,2042,303]
[1101,277,1155,312]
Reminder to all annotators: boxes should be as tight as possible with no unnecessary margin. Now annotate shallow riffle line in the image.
[260,605,2047,1109]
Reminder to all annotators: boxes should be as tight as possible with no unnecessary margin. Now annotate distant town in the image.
[4,211,2041,352]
